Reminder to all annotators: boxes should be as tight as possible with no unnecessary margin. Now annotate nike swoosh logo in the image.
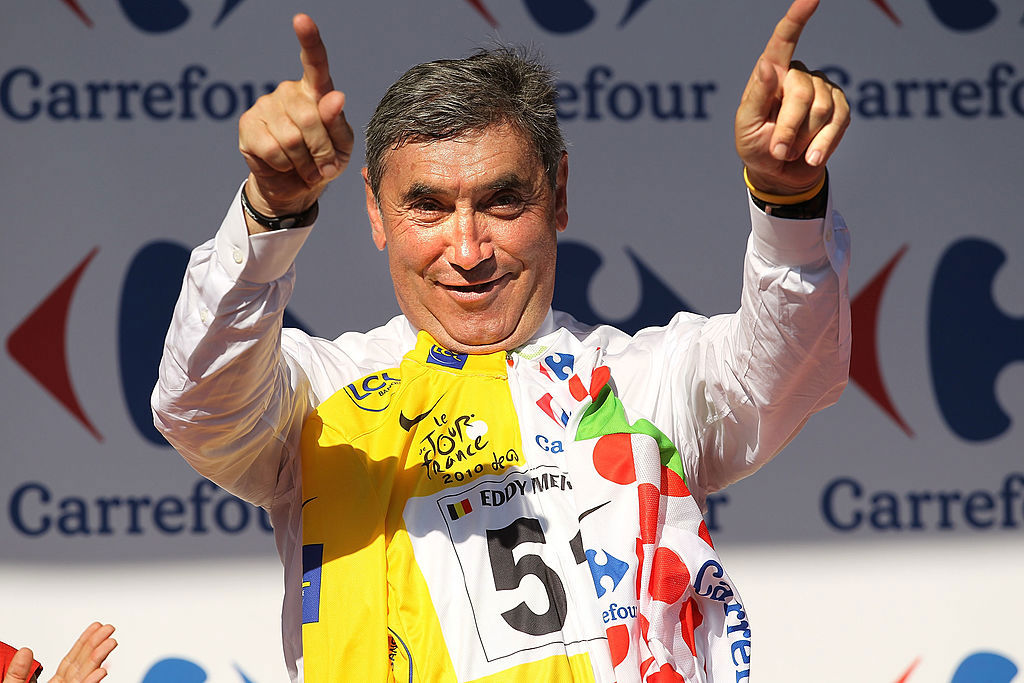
[301,497,318,509]
[399,394,445,432]
[578,500,611,522]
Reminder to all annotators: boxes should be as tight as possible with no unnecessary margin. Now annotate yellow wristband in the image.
[744,167,827,205]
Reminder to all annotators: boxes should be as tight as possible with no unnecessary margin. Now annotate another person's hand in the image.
[47,623,116,683]
[3,647,41,683]
[735,0,850,197]
[238,14,354,225]
[4,624,117,683]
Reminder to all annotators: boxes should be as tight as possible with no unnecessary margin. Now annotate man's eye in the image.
[488,194,525,213]
[497,192,525,204]
[411,199,443,213]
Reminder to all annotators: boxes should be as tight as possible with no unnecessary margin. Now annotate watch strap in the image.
[240,184,319,230]
[748,172,829,219]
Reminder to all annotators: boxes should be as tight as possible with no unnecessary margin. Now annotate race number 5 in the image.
[486,517,568,636]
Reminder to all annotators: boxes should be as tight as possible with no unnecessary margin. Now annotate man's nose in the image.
[446,207,493,269]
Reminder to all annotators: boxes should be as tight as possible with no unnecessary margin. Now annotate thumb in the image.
[318,90,346,128]
[4,648,36,683]
[318,90,354,173]
[737,57,780,128]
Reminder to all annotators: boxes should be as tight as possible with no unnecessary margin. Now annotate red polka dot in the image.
[648,547,690,604]
[679,597,704,657]
[640,656,656,678]
[606,624,629,667]
[697,520,715,549]
[648,663,685,682]
[638,483,660,543]
[569,374,588,401]
[635,537,644,599]
[594,433,637,485]
[660,465,691,498]
[638,613,651,643]
[590,365,611,398]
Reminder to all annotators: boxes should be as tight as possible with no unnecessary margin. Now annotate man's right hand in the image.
[238,14,354,229]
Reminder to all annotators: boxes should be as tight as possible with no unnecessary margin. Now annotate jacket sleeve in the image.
[150,184,320,508]
[619,191,851,503]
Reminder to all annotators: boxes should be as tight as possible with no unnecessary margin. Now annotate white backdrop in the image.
[2,1,1021,681]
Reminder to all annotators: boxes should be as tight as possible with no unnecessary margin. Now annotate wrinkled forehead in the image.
[377,124,546,190]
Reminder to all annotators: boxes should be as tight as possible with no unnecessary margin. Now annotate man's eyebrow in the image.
[399,174,537,204]
[484,173,533,193]
[399,182,442,205]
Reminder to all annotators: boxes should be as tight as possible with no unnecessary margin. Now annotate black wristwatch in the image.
[240,184,319,230]
[749,175,829,219]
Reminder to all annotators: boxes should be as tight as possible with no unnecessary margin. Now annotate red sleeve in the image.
[0,641,43,681]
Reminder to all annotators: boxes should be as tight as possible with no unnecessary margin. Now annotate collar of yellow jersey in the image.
[408,331,510,376]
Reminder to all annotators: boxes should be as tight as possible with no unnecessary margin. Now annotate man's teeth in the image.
[451,282,492,292]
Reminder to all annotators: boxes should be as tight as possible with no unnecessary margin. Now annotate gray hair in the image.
[364,46,565,198]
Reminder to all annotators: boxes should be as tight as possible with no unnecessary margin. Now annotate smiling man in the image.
[153,2,851,681]
[365,122,567,353]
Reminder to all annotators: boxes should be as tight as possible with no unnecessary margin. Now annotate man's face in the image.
[364,125,568,354]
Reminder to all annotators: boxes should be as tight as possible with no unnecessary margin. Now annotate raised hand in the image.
[48,623,117,683]
[2,625,116,683]
[238,14,354,222]
[735,0,850,196]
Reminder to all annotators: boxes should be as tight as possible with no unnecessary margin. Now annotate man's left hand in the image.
[735,0,850,197]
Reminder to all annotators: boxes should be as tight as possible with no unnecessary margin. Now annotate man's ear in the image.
[554,151,569,233]
[363,167,387,250]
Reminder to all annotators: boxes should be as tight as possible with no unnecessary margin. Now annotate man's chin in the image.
[428,320,533,355]
[401,300,549,354]
[435,330,519,355]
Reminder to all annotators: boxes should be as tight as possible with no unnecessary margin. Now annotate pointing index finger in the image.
[293,13,333,98]
[762,0,819,69]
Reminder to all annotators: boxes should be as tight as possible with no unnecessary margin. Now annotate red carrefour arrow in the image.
[850,244,913,437]
[871,0,902,25]
[463,0,498,28]
[6,248,103,441]
[894,657,920,683]
[60,0,94,27]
